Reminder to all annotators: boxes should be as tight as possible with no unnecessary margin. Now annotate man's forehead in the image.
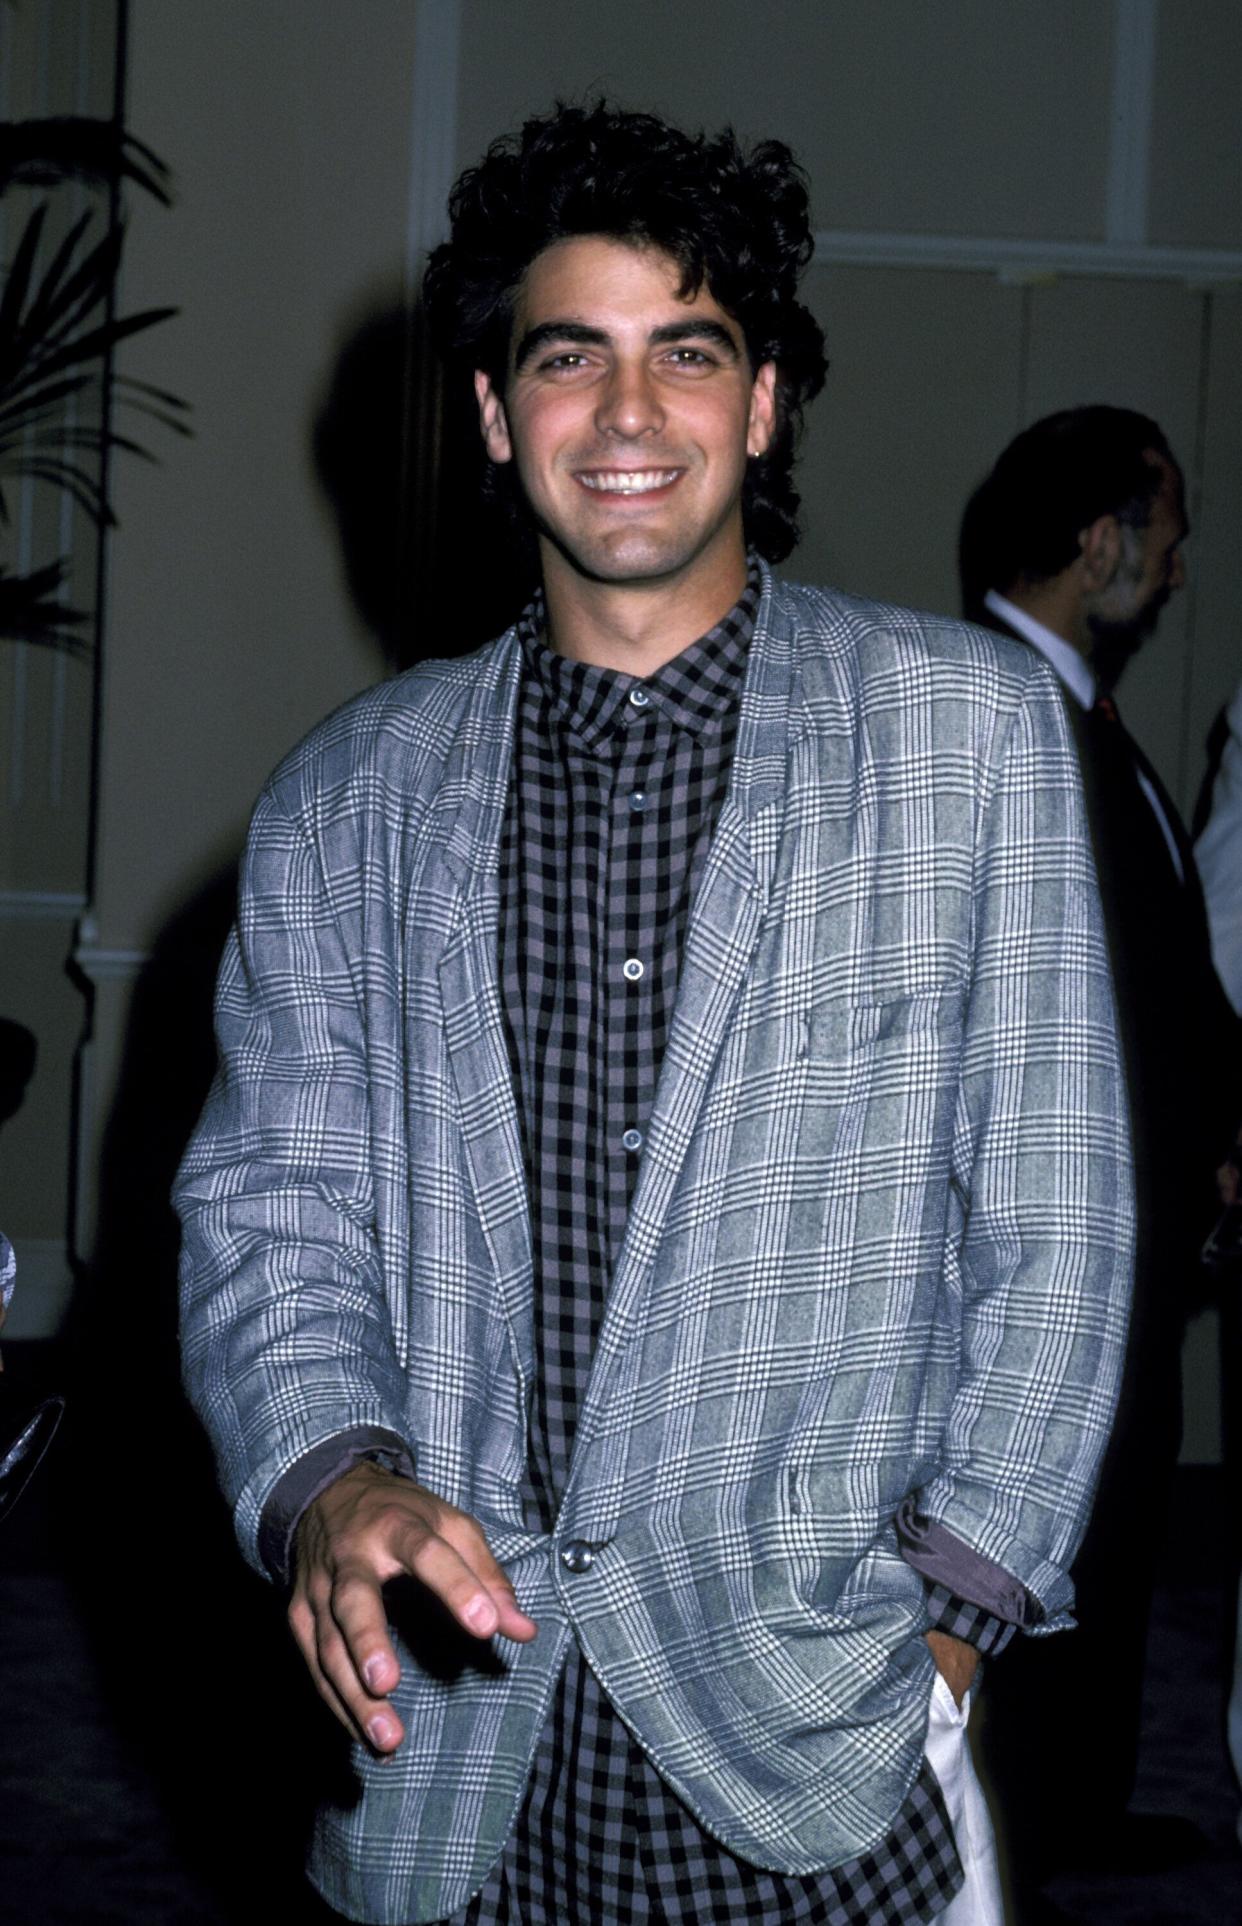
[510,233,733,336]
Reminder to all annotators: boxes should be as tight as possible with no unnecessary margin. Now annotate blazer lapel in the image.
[431,633,535,1377]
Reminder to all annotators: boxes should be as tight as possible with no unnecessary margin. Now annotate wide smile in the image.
[573,467,684,498]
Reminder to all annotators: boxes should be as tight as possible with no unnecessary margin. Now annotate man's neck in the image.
[539,542,751,674]
[1002,575,1091,659]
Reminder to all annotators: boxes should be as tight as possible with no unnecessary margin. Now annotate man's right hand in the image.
[288,1460,537,1755]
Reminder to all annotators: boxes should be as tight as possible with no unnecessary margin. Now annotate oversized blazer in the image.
[176,569,1134,1926]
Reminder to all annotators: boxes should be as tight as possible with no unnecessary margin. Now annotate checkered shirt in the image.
[444,567,996,1924]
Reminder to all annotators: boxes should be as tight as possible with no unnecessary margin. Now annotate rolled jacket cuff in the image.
[896,1497,1043,1629]
[258,1426,417,1584]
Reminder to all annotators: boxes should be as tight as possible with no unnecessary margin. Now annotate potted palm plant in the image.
[0,113,186,649]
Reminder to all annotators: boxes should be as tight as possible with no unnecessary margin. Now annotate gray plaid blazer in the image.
[176,570,1133,1926]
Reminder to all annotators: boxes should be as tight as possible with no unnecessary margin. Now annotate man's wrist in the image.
[259,1428,417,1583]
[925,1628,980,1706]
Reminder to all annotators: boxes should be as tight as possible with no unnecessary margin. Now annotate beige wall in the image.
[7,2,1241,1455]
[98,0,424,956]
[457,0,1117,242]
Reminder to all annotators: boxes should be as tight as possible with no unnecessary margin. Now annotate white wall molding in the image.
[0,889,88,919]
[405,0,461,289]
[810,0,1236,288]
[1106,0,1158,246]
[1,1237,74,1339]
[811,228,1242,286]
[71,943,149,983]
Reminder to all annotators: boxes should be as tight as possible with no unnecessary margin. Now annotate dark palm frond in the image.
[0,559,87,650]
[19,302,179,390]
[0,198,53,353]
[0,199,186,523]
[0,118,172,203]
[0,456,112,524]
[0,415,161,525]
[112,373,192,422]
[8,205,106,349]
[0,208,126,377]
[0,370,96,429]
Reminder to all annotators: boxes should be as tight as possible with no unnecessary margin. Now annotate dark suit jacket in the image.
[988,619,1237,1427]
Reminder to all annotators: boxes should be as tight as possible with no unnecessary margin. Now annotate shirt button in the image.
[622,957,644,981]
[628,790,648,812]
[561,1540,594,1574]
[627,686,650,709]
[621,1127,643,1152]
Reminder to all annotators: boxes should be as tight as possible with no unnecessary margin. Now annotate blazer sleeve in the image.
[906,654,1135,1632]
[175,779,413,1576]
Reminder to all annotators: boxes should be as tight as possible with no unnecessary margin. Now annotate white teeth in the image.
[578,469,679,494]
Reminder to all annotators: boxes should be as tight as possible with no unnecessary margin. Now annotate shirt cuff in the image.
[896,1498,1044,1638]
[257,1426,416,1584]
[923,1582,1017,1656]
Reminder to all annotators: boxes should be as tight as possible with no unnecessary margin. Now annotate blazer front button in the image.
[560,1540,595,1574]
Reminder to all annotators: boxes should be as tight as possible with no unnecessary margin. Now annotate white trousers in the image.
[923,1671,1005,1925]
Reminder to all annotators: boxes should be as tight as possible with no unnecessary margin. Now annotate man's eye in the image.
[540,351,589,371]
[667,348,712,367]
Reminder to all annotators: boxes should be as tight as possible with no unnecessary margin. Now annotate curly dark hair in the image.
[959,405,1175,625]
[422,101,828,565]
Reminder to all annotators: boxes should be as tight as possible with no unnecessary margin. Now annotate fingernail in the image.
[366,1713,396,1749]
[464,1595,498,1635]
[363,1655,386,1690]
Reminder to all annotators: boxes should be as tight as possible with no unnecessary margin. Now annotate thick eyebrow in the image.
[512,321,608,370]
[512,316,743,372]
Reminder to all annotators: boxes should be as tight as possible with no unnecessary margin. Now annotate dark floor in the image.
[4,1339,1242,1925]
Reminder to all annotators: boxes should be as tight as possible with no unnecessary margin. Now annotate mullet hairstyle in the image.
[422,101,828,565]
[959,404,1174,626]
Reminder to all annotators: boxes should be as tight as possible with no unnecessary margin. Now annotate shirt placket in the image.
[603,693,662,1273]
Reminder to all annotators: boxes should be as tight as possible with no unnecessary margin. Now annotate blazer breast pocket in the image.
[789,983,968,1215]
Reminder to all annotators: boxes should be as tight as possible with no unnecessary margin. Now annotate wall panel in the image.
[458,0,1112,241]
[1150,0,1242,249]
[792,264,1024,613]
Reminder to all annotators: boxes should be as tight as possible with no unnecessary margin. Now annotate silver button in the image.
[621,1127,643,1152]
[628,789,648,812]
[627,686,651,709]
[622,957,644,981]
[560,1540,594,1574]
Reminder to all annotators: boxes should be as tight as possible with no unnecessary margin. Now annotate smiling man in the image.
[176,105,1133,1926]
[473,233,776,655]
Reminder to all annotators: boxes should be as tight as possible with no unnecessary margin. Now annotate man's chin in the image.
[539,526,707,590]
[1087,615,1157,691]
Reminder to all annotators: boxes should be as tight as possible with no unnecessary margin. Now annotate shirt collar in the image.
[516,558,761,752]
[984,590,1096,710]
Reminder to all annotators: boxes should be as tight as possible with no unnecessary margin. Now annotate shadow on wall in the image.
[57,865,354,1919]
[312,292,535,667]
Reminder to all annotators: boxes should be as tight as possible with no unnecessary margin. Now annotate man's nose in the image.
[1169,547,1186,591]
[595,361,664,438]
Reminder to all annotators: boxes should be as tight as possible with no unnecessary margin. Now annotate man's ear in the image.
[474,369,513,465]
[1079,513,1124,590]
[747,361,778,459]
